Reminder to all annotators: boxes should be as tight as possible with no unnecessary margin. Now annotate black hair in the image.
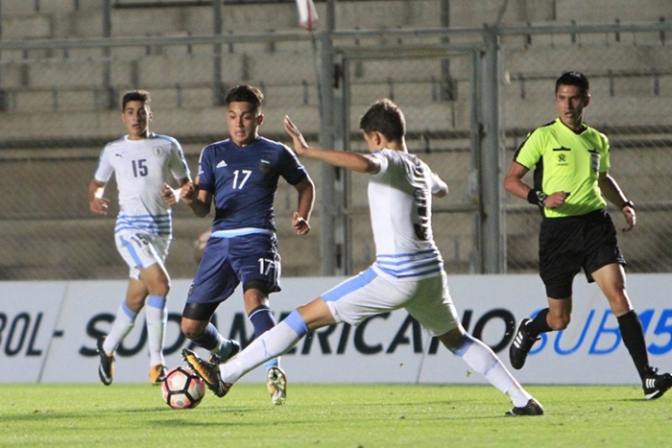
[225,85,264,112]
[121,89,151,110]
[555,71,590,95]
[359,98,406,142]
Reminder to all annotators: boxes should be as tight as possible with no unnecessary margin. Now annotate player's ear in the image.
[583,93,591,107]
[256,113,265,126]
[372,131,384,147]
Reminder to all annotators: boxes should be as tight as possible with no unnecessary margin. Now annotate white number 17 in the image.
[232,169,252,189]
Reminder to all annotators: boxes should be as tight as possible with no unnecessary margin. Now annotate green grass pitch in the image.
[1,383,670,447]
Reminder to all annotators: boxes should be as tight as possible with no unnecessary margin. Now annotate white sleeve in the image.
[429,170,448,195]
[93,148,113,183]
[370,150,390,179]
[169,141,190,180]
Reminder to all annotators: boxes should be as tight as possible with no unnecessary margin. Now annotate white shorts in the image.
[115,229,170,280]
[321,266,460,337]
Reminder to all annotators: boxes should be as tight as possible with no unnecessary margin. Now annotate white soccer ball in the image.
[161,366,206,409]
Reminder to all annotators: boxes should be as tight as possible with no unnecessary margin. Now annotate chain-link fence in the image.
[0,33,324,280]
[501,25,672,273]
[1,5,671,280]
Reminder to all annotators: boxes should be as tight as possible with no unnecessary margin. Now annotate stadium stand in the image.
[1,0,672,279]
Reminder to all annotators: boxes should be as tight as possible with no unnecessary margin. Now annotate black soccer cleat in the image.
[182,348,231,398]
[643,367,672,400]
[509,318,539,370]
[96,336,115,386]
[506,398,545,416]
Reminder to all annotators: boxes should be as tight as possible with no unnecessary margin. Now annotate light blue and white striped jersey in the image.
[368,149,445,280]
[94,133,190,238]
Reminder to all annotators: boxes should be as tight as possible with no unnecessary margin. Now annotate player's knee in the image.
[180,320,203,340]
[151,279,171,297]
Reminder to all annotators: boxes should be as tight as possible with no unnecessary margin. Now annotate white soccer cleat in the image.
[266,367,288,405]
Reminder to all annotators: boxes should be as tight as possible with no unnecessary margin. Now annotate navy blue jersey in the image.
[197,136,308,232]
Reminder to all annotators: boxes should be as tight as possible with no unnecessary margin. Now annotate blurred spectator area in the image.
[1,0,672,279]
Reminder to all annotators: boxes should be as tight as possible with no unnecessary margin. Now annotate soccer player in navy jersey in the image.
[179,85,315,405]
[88,89,191,386]
[183,98,543,416]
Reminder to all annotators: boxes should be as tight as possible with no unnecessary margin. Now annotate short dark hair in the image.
[121,89,151,110]
[225,85,264,112]
[359,98,406,142]
[555,71,589,95]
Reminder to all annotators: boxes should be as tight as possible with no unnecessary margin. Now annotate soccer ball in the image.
[161,366,206,409]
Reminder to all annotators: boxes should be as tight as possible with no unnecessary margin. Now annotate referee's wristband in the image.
[621,200,635,210]
[527,189,547,207]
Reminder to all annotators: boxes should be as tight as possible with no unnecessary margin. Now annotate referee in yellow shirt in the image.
[503,71,672,400]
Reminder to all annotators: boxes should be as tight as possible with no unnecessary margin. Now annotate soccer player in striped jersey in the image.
[88,90,191,386]
[183,98,543,416]
[179,85,315,405]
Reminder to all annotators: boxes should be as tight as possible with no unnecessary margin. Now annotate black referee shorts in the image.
[538,209,626,299]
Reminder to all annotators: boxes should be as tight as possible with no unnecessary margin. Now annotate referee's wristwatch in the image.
[621,200,635,210]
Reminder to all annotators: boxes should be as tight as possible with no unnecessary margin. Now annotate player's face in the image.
[227,101,263,147]
[121,100,152,140]
[555,84,589,131]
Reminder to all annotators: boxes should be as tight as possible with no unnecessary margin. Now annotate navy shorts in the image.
[539,209,625,298]
[185,232,281,308]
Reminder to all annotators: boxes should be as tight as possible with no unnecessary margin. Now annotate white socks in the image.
[145,295,167,367]
[457,334,532,408]
[104,296,168,368]
[220,320,303,384]
[103,301,136,354]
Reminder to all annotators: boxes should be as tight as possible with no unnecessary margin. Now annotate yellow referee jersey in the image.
[513,118,609,218]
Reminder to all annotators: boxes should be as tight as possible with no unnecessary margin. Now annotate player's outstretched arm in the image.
[283,115,377,173]
[88,179,109,215]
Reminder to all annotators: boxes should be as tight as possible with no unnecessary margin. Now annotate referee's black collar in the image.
[557,118,587,135]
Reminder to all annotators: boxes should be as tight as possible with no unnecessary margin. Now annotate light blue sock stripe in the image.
[450,332,475,356]
[283,310,309,337]
[147,295,167,308]
[121,301,137,319]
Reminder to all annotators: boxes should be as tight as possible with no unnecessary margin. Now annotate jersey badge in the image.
[259,159,271,173]
[152,146,165,157]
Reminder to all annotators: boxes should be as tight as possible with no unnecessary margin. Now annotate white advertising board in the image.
[0,282,69,382]
[2,274,672,385]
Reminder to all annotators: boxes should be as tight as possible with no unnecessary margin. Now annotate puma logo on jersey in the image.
[115,153,123,158]
[216,160,228,168]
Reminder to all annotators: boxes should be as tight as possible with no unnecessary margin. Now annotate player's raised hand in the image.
[292,211,311,235]
[284,115,309,155]
[162,182,180,206]
[89,196,110,215]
